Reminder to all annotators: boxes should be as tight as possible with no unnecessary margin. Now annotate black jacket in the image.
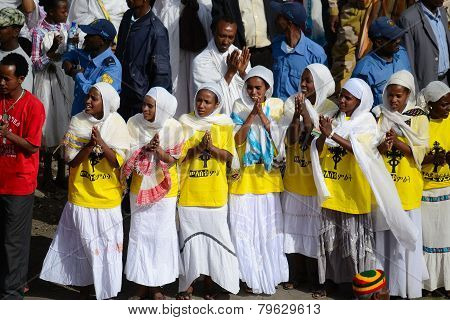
[211,0,276,49]
[116,9,172,120]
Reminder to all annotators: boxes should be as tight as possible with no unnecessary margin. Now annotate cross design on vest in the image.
[387,147,404,174]
[431,141,446,173]
[329,146,347,170]
[199,149,212,168]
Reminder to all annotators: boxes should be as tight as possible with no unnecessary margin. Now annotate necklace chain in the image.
[2,89,25,120]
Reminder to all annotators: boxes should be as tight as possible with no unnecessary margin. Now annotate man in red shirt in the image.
[0,53,45,299]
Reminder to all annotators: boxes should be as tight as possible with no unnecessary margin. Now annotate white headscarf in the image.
[64,82,130,162]
[127,87,180,150]
[319,78,375,150]
[310,78,419,251]
[419,81,450,110]
[89,82,121,122]
[307,63,336,115]
[280,64,337,146]
[378,71,429,168]
[241,65,274,108]
[179,82,234,138]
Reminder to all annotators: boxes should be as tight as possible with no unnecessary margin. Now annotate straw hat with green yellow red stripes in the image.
[352,269,386,296]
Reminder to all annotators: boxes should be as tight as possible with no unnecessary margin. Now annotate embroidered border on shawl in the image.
[421,194,450,202]
[423,246,450,254]
[63,132,90,150]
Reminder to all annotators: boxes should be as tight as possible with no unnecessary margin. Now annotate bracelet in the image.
[327,129,335,139]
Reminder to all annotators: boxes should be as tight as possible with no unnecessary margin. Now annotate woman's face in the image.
[386,84,409,113]
[195,89,219,117]
[246,77,269,102]
[338,88,360,117]
[300,68,316,104]
[85,87,103,119]
[429,92,450,119]
[142,95,156,122]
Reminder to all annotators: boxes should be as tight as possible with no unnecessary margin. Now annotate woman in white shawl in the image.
[312,78,419,296]
[40,82,130,300]
[229,66,288,295]
[122,87,184,300]
[281,64,337,296]
[375,70,429,299]
[419,81,450,298]
[177,83,240,300]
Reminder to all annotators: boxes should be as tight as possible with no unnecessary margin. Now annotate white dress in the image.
[178,205,240,295]
[229,193,289,295]
[125,194,180,287]
[422,186,450,292]
[40,202,123,300]
[375,208,429,299]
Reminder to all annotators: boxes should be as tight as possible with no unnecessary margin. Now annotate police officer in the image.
[62,19,122,116]
[352,16,411,108]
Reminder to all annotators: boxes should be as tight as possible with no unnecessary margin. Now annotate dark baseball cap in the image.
[79,19,116,41]
[369,16,405,40]
[270,1,307,25]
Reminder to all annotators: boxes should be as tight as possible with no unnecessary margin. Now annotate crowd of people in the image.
[0,0,449,301]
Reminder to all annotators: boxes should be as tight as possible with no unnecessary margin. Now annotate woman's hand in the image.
[251,97,262,116]
[386,129,398,146]
[146,133,160,152]
[294,93,305,119]
[205,131,213,150]
[199,130,211,152]
[319,115,333,137]
[378,132,394,154]
[378,140,392,155]
[91,126,105,148]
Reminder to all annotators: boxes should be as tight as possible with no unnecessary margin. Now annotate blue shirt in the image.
[352,46,412,106]
[63,47,122,115]
[421,2,449,75]
[272,33,327,100]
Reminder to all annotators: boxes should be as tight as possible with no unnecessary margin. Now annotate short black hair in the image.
[0,53,29,78]
[211,15,237,33]
[39,0,67,13]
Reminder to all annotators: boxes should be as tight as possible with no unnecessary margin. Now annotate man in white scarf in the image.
[191,15,251,115]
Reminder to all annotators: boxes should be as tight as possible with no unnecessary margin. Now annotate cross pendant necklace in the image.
[1,89,25,143]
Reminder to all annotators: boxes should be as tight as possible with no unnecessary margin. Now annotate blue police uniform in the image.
[352,46,412,107]
[272,33,327,101]
[63,47,122,115]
